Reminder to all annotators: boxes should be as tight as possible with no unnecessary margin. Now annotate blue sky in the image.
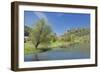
[24,11,90,36]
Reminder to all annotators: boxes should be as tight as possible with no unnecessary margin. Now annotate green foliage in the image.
[24,41,52,55]
[61,28,90,44]
[24,25,31,36]
[24,42,40,55]
[29,18,53,48]
[25,19,90,55]
[50,33,57,42]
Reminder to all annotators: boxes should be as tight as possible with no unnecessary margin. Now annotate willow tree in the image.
[29,18,53,61]
[29,18,52,49]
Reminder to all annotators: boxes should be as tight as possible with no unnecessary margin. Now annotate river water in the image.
[24,49,90,61]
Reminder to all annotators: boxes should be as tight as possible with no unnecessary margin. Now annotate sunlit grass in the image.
[24,42,40,55]
[24,40,90,55]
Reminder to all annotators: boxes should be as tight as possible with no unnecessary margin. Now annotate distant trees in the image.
[50,33,57,42]
[24,25,31,36]
[25,21,90,46]
[61,28,90,45]
[25,22,90,48]
[24,19,90,50]
[29,18,53,49]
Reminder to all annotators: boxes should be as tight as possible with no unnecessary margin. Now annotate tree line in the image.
[24,18,90,49]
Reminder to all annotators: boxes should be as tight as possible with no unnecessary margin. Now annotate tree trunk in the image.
[34,42,40,61]
[34,22,44,61]
[35,42,39,49]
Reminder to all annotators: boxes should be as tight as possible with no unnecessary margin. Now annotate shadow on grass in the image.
[39,48,52,52]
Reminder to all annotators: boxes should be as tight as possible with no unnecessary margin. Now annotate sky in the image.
[24,11,90,36]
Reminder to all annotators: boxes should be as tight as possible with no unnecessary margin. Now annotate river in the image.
[24,49,90,61]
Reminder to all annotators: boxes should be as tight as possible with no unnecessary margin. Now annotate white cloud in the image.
[34,12,48,21]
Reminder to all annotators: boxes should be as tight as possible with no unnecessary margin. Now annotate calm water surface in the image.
[24,48,90,61]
